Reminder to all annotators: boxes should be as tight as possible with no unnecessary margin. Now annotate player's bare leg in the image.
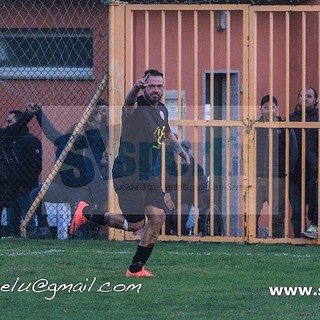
[125,206,165,277]
[140,206,165,246]
[69,202,144,236]
[104,212,144,231]
[70,201,165,277]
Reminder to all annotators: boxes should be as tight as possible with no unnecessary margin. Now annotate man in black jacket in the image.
[0,108,36,236]
[2,110,42,237]
[303,128,319,239]
[302,89,320,239]
[289,87,318,238]
[256,95,298,238]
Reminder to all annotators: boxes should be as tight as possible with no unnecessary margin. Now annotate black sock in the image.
[129,245,154,273]
[83,206,106,225]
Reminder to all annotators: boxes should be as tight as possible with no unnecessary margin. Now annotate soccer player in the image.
[70,69,190,277]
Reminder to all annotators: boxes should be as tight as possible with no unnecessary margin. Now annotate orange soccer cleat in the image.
[69,201,89,236]
[125,266,155,278]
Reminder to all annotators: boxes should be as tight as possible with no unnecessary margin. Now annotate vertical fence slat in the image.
[209,10,215,236]
[267,11,274,237]
[193,10,199,234]
[284,12,291,238]
[225,10,231,235]
[300,11,307,232]
[177,10,182,236]
[144,11,149,69]
[248,8,258,239]
[161,10,166,236]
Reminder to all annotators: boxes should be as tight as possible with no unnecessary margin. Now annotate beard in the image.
[144,92,163,105]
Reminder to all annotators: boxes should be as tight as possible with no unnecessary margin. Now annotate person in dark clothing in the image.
[303,129,320,239]
[0,107,36,236]
[163,139,222,236]
[256,95,298,238]
[69,69,190,277]
[289,87,318,238]
[88,99,109,181]
[28,102,108,239]
[302,91,320,239]
[2,110,42,237]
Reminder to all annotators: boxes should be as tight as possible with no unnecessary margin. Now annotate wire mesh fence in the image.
[0,0,109,239]
[1,0,319,244]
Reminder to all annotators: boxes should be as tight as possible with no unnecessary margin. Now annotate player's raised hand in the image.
[133,73,150,92]
[25,102,42,115]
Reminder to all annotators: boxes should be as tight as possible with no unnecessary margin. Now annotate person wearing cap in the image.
[256,95,298,238]
[288,87,318,238]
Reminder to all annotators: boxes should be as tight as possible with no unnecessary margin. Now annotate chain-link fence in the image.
[1,0,317,243]
[0,0,109,240]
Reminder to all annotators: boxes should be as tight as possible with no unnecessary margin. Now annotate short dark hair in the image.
[143,69,163,78]
[298,87,318,101]
[9,110,23,121]
[260,95,278,107]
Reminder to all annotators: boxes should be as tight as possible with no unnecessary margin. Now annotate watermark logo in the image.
[0,277,142,301]
[269,286,320,297]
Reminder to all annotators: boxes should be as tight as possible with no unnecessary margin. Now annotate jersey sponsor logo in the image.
[154,125,166,148]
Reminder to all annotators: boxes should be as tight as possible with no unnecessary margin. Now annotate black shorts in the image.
[113,175,165,223]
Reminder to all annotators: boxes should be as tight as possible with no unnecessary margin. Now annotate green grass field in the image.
[0,239,320,320]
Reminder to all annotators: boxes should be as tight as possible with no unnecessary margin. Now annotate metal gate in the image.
[108,3,320,244]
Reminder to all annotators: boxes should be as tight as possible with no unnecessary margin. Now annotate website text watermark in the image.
[0,277,142,300]
[269,286,320,296]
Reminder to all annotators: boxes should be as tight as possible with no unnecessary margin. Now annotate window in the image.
[0,28,93,79]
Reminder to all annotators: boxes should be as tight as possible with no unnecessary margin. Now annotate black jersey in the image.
[113,95,171,180]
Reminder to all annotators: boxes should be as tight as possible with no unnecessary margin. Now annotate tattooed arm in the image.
[124,73,150,115]
[164,131,190,165]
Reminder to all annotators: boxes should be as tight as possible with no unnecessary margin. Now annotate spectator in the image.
[86,99,109,181]
[163,139,222,236]
[302,117,320,239]
[256,95,298,238]
[29,102,108,239]
[2,109,42,237]
[0,107,36,236]
[289,87,318,238]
